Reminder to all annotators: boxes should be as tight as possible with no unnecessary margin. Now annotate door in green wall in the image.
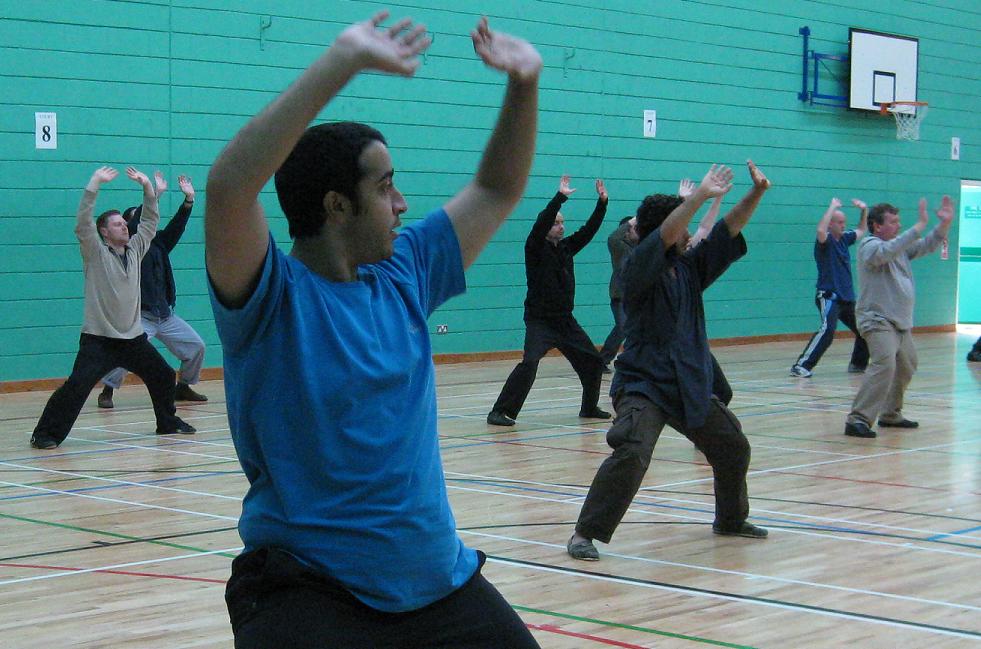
[957,182,981,324]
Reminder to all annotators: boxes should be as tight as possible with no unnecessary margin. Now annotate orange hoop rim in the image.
[879,101,928,116]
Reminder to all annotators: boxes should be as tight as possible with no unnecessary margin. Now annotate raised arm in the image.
[75,166,118,254]
[128,167,160,258]
[723,160,771,237]
[564,179,609,255]
[688,195,723,250]
[851,198,868,240]
[908,196,955,260]
[815,197,841,244]
[444,17,543,268]
[205,11,431,306]
[660,164,733,249]
[157,175,195,252]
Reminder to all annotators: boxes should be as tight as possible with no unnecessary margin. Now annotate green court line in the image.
[0,511,239,558]
[513,604,758,649]
[2,510,753,647]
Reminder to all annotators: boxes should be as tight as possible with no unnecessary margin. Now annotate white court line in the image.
[0,547,242,586]
[0,461,242,501]
[445,483,981,559]
[641,436,981,490]
[0,481,239,520]
[466,530,981,615]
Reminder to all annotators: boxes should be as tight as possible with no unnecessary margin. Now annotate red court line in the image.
[526,623,648,648]
[0,562,225,584]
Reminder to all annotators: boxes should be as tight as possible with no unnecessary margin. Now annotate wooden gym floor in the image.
[1,333,979,648]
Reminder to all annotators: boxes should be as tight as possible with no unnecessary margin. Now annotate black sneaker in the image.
[30,434,59,450]
[175,382,208,402]
[712,522,768,538]
[98,387,114,409]
[844,421,876,438]
[878,418,918,428]
[847,363,866,374]
[579,408,611,419]
[486,410,516,426]
[968,349,981,362]
[157,419,196,435]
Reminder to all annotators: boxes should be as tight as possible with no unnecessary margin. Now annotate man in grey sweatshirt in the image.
[844,197,954,438]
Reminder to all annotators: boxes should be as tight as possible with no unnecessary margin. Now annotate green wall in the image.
[2,0,979,381]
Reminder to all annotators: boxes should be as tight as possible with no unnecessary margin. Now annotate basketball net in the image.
[881,102,928,141]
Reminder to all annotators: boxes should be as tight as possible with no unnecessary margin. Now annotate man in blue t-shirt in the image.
[205,13,543,648]
[790,197,870,378]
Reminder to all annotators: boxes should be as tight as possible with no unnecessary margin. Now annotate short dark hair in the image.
[635,194,683,242]
[274,121,387,239]
[868,203,898,232]
[95,210,121,241]
[618,216,632,226]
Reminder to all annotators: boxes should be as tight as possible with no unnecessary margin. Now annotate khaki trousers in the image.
[848,325,917,427]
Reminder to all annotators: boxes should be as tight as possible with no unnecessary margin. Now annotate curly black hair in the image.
[635,193,683,242]
[274,121,387,239]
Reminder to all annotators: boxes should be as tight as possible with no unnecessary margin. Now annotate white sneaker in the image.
[790,365,812,378]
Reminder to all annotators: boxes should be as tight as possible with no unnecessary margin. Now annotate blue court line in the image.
[925,525,981,541]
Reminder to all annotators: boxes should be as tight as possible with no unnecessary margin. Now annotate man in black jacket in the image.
[487,175,611,426]
[98,174,208,408]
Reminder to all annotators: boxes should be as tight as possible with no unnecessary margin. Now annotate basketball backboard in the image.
[849,28,919,114]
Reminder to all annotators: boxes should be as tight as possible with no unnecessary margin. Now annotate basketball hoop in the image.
[879,101,928,141]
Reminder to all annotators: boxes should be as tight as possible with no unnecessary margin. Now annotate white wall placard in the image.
[35,112,57,149]
[643,110,656,138]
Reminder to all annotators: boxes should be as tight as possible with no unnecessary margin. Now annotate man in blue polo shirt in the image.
[791,197,869,378]
[205,12,543,648]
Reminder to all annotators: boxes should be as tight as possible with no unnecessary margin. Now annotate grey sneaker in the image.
[567,536,600,561]
[790,365,812,378]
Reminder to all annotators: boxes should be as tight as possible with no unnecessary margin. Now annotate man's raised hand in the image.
[471,16,542,81]
[747,160,771,192]
[154,171,168,195]
[559,175,576,197]
[829,197,842,209]
[334,11,431,77]
[92,166,118,185]
[697,164,734,199]
[179,175,195,201]
[596,179,608,202]
[851,198,867,211]
[936,195,955,225]
[126,166,151,188]
[678,178,695,200]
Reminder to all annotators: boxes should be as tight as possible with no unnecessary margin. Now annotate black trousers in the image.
[225,548,541,649]
[575,391,751,543]
[599,298,626,364]
[492,315,604,418]
[34,333,180,444]
[794,292,869,371]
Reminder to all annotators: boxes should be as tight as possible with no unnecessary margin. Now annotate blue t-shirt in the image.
[814,230,857,301]
[209,209,476,612]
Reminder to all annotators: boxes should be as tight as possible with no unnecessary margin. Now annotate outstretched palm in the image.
[936,195,954,224]
[698,164,734,198]
[93,166,118,184]
[336,11,431,76]
[559,175,576,196]
[471,17,542,80]
[126,166,150,187]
